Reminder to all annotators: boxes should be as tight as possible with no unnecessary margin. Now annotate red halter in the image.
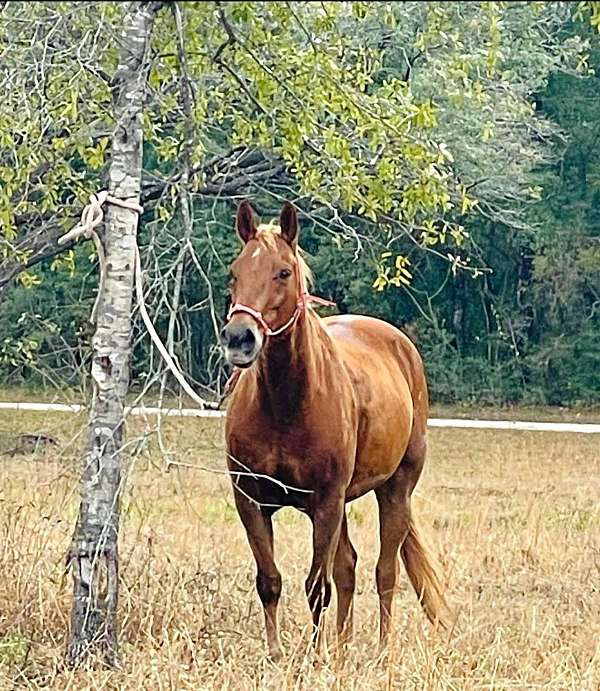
[226,254,335,338]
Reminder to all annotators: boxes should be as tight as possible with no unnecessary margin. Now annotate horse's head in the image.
[220,200,309,368]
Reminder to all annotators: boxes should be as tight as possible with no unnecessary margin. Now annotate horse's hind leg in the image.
[375,435,447,643]
[375,472,412,644]
[333,513,357,644]
[233,492,283,661]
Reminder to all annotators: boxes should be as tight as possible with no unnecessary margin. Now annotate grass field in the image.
[0,406,599,690]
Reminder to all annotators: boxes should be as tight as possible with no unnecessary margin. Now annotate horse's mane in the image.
[256,222,314,294]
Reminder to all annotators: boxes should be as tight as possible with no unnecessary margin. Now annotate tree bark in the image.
[66,1,161,667]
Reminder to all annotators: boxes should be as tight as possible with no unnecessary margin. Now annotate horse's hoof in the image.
[266,648,284,665]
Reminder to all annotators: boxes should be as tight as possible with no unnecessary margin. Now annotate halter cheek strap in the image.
[226,257,335,338]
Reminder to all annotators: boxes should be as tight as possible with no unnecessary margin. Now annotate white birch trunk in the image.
[66,1,162,666]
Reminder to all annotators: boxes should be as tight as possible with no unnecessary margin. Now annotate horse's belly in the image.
[346,470,396,501]
[346,437,410,500]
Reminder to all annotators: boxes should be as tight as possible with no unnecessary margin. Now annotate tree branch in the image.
[0,147,292,300]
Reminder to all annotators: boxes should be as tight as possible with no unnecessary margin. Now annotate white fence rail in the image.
[1,401,599,433]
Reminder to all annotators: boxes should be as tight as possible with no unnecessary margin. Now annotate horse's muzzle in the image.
[220,318,264,367]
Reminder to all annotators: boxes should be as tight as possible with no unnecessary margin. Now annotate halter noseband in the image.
[226,256,334,338]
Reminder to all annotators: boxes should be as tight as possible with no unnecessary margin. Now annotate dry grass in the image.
[0,408,599,690]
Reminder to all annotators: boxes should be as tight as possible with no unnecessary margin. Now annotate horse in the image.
[220,200,448,660]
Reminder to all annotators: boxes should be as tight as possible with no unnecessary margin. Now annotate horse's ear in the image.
[236,200,257,244]
[280,201,298,248]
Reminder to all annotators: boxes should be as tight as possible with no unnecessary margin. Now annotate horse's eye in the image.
[278,269,292,280]
[229,274,237,287]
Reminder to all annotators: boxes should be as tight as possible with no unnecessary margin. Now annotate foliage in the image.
[0,2,599,405]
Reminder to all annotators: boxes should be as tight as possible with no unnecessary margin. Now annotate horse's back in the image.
[323,314,426,398]
[323,313,429,498]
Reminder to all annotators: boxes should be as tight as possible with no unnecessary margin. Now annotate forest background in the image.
[1,1,599,407]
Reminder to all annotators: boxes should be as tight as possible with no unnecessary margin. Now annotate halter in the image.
[226,253,335,338]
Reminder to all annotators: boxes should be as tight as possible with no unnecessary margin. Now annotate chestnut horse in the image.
[221,201,447,660]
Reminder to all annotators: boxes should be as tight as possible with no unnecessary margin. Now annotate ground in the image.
[0,403,598,690]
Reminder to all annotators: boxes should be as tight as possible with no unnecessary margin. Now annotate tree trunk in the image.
[66,1,162,667]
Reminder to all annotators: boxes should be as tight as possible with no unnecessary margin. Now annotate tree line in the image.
[1,2,599,407]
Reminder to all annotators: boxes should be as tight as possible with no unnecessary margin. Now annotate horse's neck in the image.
[255,310,326,424]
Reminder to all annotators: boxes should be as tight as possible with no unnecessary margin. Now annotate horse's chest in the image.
[231,433,294,473]
[227,418,350,497]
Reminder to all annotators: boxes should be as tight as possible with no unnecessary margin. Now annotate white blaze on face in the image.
[251,246,261,258]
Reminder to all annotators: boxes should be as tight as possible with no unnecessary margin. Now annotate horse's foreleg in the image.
[333,513,357,645]
[306,492,345,649]
[234,493,283,661]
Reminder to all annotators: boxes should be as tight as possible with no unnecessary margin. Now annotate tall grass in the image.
[0,411,598,689]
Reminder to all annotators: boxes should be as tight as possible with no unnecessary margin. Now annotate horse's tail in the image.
[400,516,450,628]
